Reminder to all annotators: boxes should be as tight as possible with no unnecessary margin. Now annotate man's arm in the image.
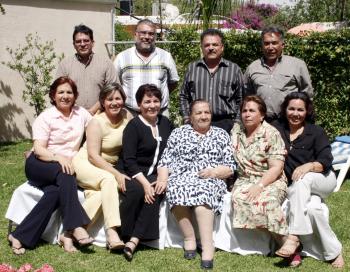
[179,68,191,123]
[87,101,100,115]
[243,65,256,97]
[113,53,123,84]
[105,59,120,85]
[56,60,67,78]
[167,53,179,93]
[298,60,313,98]
[168,81,178,93]
[232,66,244,123]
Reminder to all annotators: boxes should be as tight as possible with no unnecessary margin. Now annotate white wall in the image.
[0,0,115,141]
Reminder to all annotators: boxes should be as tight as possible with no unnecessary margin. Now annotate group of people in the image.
[6,19,344,270]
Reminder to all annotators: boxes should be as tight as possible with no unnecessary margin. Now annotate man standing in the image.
[180,29,244,133]
[245,26,313,122]
[114,19,179,116]
[57,24,118,115]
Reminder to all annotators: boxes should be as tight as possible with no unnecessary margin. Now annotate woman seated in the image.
[73,83,129,251]
[116,84,173,261]
[8,76,93,255]
[158,99,236,270]
[231,95,288,252]
[274,92,344,268]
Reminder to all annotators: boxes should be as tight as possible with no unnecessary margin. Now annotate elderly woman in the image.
[231,95,288,248]
[116,84,173,261]
[8,77,93,255]
[73,83,129,251]
[158,99,236,270]
[273,92,344,268]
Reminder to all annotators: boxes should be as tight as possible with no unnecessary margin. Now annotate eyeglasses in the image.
[74,39,92,45]
[136,31,155,37]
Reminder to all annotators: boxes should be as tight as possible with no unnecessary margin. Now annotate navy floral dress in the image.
[158,125,236,214]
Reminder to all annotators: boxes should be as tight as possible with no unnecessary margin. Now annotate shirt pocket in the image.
[275,73,296,91]
[291,140,314,157]
[218,79,232,98]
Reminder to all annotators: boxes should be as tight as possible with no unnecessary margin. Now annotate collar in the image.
[277,120,314,140]
[134,46,157,61]
[75,52,94,66]
[260,54,283,69]
[138,114,159,127]
[197,57,228,69]
[52,105,79,119]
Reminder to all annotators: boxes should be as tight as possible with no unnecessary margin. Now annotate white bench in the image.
[6,182,329,260]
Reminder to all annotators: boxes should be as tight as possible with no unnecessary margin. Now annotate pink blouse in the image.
[32,106,92,158]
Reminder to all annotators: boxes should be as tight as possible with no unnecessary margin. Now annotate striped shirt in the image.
[56,53,118,109]
[114,46,179,110]
[180,58,244,121]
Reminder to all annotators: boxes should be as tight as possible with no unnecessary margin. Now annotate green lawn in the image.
[0,141,349,271]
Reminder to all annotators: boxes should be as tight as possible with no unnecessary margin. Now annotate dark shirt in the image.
[179,58,244,122]
[117,115,173,177]
[273,120,333,185]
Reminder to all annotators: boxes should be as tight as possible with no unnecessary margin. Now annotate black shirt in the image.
[117,115,173,177]
[273,121,333,185]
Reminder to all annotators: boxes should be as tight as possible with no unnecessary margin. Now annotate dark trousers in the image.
[12,153,90,248]
[211,117,234,133]
[120,175,163,241]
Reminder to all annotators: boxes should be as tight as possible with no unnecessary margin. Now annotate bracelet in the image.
[257,183,264,189]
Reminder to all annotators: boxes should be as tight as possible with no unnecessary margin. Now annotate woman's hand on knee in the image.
[56,155,75,175]
[154,179,167,195]
[242,184,263,202]
[115,172,130,193]
[292,163,313,181]
[143,183,155,204]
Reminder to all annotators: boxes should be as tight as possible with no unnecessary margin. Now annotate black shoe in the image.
[200,260,213,270]
[184,250,197,260]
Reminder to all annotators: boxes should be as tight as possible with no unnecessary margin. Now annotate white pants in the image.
[288,171,342,260]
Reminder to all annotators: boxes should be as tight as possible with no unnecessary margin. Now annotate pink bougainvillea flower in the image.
[0,264,16,272]
[18,263,33,272]
[34,264,54,272]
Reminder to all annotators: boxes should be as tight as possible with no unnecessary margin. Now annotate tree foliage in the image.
[2,34,63,116]
[266,0,349,30]
[179,0,241,29]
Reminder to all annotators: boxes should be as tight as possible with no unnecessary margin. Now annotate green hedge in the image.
[161,27,350,140]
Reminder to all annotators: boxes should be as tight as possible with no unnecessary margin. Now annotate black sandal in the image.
[123,240,137,261]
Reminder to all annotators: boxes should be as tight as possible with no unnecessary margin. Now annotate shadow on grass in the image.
[0,141,18,148]
[273,257,296,269]
[0,140,31,152]
[32,239,97,254]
